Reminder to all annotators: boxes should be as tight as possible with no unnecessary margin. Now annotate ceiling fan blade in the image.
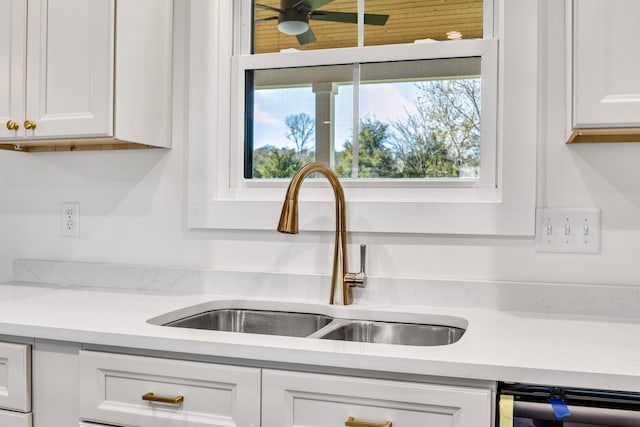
[311,11,357,23]
[307,0,334,11]
[362,13,389,26]
[310,11,389,25]
[255,16,279,23]
[255,3,284,13]
[296,27,317,45]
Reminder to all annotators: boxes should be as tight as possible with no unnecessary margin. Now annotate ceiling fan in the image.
[255,0,389,45]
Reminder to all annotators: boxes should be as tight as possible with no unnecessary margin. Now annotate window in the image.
[186,0,538,235]
[243,0,492,183]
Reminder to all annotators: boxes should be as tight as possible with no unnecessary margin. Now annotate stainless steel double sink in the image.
[161,309,465,346]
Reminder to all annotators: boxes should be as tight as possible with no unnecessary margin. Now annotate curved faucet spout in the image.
[278,162,359,304]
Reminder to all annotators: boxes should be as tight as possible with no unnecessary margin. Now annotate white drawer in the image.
[0,409,32,427]
[263,369,493,427]
[0,342,31,412]
[79,350,261,427]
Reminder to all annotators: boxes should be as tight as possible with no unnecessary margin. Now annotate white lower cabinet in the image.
[0,341,32,426]
[0,342,33,427]
[38,346,493,427]
[262,369,493,427]
[0,342,31,412]
[0,410,31,427]
[78,350,261,427]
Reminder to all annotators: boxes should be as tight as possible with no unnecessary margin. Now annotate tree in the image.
[252,145,275,178]
[391,78,481,178]
[256,147,303,178]
[336,117,396,178]
[285,113,314,160]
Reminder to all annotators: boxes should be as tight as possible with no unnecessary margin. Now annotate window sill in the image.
[188,198,535,235]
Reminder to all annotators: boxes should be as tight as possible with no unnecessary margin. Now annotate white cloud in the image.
[253,104,282,125]
[359,83,418,122]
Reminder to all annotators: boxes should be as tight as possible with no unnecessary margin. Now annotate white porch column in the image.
[312,82,338,167]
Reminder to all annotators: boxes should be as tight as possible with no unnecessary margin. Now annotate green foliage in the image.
[335,78,481,179]
[391,79,481,178]
[255,147,304,178]
[336,118,396,178]
[252,113,315,179]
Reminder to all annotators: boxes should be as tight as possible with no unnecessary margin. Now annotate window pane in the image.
[246,59,482,180]
[364,0,483,46]
[253,0,358,54]
[356,58,482,178]
[247,65,353,179]
[253,0,484,53]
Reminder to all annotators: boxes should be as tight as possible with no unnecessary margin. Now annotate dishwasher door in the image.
[498,383,640,427]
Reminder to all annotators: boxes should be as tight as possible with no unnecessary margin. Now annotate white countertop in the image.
[1,280,639,392]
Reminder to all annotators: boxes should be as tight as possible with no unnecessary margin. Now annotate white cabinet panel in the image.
[0,409,32,427]
[0,342,31,413]
[32,341,81,427]
[574,0,640,128]
[263,370,492,427]
[114,0,173,148]
[79,350,261,427]
[0,0,26,141]
[25,0,114,138]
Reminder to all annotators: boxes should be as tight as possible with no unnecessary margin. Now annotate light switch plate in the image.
[535,208,601,253]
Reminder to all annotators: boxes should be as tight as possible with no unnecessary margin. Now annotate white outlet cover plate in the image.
[61,202,80,237]
[535,208,601,253]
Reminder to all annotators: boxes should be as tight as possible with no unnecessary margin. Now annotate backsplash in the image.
[12,259,640,320]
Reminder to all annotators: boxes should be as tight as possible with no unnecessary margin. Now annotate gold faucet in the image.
[278,162,366,305]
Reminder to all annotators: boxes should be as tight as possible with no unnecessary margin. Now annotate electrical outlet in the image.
[61,202,80,237]
[535,208,600,253]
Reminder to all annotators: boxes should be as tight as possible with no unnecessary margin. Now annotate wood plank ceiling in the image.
[253,0,483,54]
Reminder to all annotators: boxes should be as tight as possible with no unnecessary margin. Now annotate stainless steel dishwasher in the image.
[498,383,640,427]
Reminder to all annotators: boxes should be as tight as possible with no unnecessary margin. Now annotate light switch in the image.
[535,208,600,253]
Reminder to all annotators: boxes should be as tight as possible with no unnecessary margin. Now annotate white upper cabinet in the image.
[1,0,113,142]
[0,0,173,151]
[25,0,114,139]
[0,0,26,140]
[571,0,640,137]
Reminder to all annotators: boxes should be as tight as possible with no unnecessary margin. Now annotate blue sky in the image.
[253,81,420,151]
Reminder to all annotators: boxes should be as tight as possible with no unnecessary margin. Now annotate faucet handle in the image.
[345,244,366,288]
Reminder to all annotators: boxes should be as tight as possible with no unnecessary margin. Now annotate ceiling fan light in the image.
[278,20,309,35]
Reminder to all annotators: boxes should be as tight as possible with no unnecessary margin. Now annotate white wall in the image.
[1,0,640,287]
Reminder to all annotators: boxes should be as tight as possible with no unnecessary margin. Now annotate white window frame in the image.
[186,0,537,235]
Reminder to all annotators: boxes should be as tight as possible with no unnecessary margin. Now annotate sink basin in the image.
[315,320,465,346]
[163,309,333,338]
[153,304,466,346]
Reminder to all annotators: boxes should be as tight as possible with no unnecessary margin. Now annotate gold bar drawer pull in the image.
[142,392,184,405]
[345,416,392,427]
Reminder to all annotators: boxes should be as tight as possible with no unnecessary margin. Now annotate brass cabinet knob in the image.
[24,120,37,130]
[6,120,20,131]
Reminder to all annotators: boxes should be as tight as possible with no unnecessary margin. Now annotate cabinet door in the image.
[0,0,26,141]
[25,0,114,138]
[263,370,493,427]
[0,409,32,427]
[79,350,261,427]
[0,342,31,413]
[574,0,640,127]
